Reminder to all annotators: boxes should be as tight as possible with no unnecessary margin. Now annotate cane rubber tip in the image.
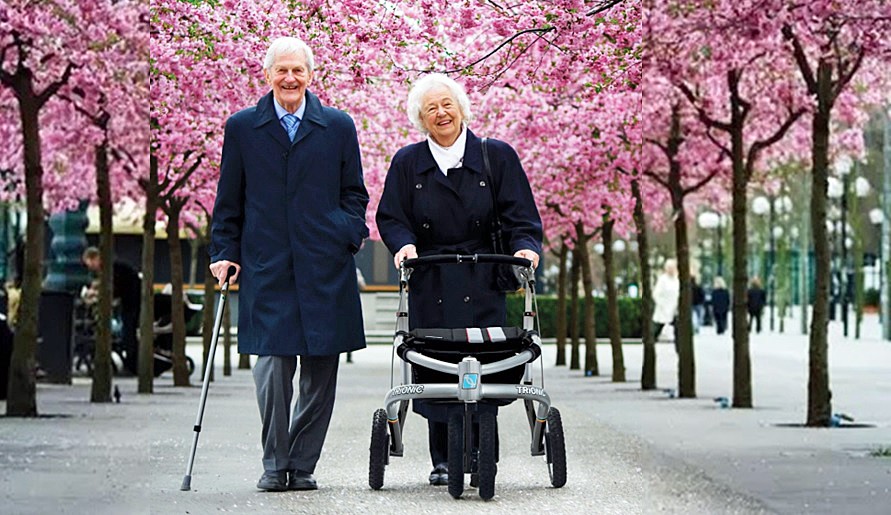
[181,476,192,491]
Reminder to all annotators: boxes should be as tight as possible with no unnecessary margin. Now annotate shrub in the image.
[507,294,642,339]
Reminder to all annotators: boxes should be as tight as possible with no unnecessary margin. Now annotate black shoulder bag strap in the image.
[481,138,506,254]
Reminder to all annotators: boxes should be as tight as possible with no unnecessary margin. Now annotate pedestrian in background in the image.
[747,276,767,334]
[652,258,679,343]
[691,275,705,334]
[82,246,142,375]
[209,36,368,492]
[711,276,730,335]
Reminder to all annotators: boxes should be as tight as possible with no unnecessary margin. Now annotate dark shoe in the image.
[429,464,448,486]
[288,470,318,491]
[257,471,288,491]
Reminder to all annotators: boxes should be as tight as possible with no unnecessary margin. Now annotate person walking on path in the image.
[747,276,767,334]
[710,276,730,335]
[208,36,368,492]
[652,259,679,344]
[691,275,705,334]
[82,246,142,375]
[376,73,542,486]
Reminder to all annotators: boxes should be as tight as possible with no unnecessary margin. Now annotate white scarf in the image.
[427,125,467,177]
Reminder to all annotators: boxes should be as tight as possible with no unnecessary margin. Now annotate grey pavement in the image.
[1,311,889,514]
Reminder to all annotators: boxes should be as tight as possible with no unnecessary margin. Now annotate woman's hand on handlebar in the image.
[513,249,539,269]
[393,244,418,269]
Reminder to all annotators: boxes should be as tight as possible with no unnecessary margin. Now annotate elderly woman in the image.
[376,73,543,486]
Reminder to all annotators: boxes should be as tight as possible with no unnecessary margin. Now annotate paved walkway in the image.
[1,312,889,514]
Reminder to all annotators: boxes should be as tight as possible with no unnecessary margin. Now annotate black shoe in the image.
[288,470,318,491]
[257,471,288,491]
[429,464,448,486]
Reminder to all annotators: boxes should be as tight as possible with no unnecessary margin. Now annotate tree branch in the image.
[782,24,817,94]
[587,0,625,16]
[434,27,556,74]
[161,153,204,202]
[683,169,721,196]
[833,47,866,100]
[643,169,670,190]
[36,62,77,107]
[676,82,733,132]
[746,107,806,180]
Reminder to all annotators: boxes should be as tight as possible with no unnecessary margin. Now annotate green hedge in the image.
[506,294,642,339]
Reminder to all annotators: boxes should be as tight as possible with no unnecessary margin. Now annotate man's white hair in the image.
[263,37,315,72]
[406,73,473,134]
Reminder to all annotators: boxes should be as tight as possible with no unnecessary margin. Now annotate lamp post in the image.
[772,196,793,331]
[752,196,771,330]
[836,156,854,337]
[870,207,884,324]
[884,106,891,340]
[698,211,722,277]
[827,175,844,324]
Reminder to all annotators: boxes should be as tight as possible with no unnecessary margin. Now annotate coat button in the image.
[415,183,423,189]
[475,220,481,227]
[422,223,430,229]
[437,298,442,305]
[463,296,470,303]
[480,180,486,187]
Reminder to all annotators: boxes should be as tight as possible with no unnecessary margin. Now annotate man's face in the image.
[264,51,313,112]
[84,256,100,272]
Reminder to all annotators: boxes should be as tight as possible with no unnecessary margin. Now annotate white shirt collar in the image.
[427,125,467,177]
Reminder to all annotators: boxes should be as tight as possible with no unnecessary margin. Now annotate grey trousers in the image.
[252,354,340,473]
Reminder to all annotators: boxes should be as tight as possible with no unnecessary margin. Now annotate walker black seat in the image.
[397,327,540,386]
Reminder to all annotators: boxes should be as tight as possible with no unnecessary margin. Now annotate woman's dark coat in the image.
[376,129,542,420]
[209,91,369,356]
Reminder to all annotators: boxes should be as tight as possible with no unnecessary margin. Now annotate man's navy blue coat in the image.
[209,91,369,356]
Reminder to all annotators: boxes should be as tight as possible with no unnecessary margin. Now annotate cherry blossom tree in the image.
[1,0,146,415]
[777,2,891,426]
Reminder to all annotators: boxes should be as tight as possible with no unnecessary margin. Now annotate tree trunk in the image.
[807,60,833,427]
[729,77,752,409]
[90,140,113,403]
[166,201,190,386]
[6,89,44,416]
[672,186,695,398]
[569,249,581,370]
[602,215,625,382]
[666,109,695,398]
[555,242,568,367]
[633,178,656,390]
[576,232,598,376]
[138,156,159,394]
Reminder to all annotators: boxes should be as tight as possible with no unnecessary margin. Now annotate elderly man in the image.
[209,36,368,492]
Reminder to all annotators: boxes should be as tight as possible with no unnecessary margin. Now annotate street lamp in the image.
[752,195,772,329]
[769,196,794,331]
[835,156,854,336]
[697,211,722,278]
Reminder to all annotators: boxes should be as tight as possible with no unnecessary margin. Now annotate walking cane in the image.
[181,266,235,491]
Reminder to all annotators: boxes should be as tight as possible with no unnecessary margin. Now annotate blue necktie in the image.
[281,114,299,142]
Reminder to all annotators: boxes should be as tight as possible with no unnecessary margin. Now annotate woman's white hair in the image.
[263,37,315,72]
[406,73,473,134]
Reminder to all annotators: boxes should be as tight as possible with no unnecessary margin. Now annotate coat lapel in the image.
[417,144,460,196]
[252,92,290,150]
[292,91,327,147]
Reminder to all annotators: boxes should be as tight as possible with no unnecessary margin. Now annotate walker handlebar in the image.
[402,254,532,269]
